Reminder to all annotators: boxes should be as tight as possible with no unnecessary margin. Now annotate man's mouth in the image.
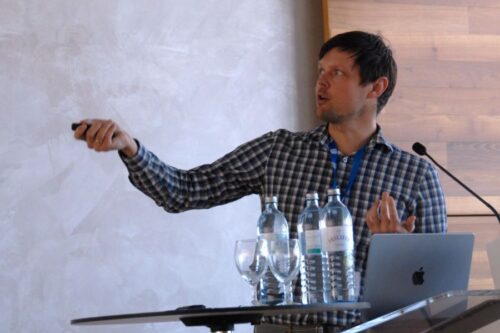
[317,93,329,104]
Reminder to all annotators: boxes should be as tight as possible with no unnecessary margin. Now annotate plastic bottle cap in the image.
[327,188,340,195]
[306,193,319,200]
[264,196,278,203]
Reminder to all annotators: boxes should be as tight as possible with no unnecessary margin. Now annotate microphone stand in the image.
[415,144,500,224]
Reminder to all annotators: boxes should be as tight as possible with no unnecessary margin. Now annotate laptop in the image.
[361,233,474,320]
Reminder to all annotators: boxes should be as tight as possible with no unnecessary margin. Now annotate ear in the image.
[367,77,389,99]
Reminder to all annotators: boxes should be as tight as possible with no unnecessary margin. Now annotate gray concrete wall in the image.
[0,1,323,332]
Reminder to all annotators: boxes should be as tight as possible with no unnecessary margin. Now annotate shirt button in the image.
[343,156,349,163]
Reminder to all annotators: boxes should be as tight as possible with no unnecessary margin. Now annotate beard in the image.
[316,105,360,124]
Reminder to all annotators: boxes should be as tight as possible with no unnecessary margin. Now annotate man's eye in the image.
[318,68,342,79]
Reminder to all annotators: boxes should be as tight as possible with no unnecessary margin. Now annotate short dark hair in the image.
[319,31,397,113]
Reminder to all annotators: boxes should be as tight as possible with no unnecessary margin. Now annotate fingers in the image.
[102,121,118,146]
[85,121,102,149]
[366,198,380,231]
[73,119,122,152]
[95,120,113,145]
[73,121,89,140]
[366,192,415,234]
[379,192,391,232]
[403,216,416,233]
[388,195,399,231]
[94,120,118,151]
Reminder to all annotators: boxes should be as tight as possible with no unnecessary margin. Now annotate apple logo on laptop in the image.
[412,267,425,285]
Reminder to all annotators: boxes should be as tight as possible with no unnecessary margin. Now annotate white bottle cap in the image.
[264,196,278,203]
[327,188,341,196]
[306,192,319,200]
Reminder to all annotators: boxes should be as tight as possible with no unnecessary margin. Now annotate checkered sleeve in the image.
[414,162,448,233]
[119,133,275,213]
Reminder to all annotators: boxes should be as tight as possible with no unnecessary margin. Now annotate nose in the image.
[316,73,329,89]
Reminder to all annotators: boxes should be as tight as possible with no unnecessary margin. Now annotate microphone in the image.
[412,142,500,224]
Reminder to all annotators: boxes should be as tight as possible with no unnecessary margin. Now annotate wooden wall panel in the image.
[448,142,500,170]
[378,114,500,142]
[329,2,469,34]
[325,0,500,290]
[370,0,500,8]
[328,30,500,63]
[390,88,500,115]
[447,196,500,215]
[398,61,500,89]
[469,7,500,34]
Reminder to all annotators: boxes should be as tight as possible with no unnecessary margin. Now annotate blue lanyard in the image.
[328,141,366,202]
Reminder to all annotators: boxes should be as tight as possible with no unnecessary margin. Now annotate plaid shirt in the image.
[120,124,447,328]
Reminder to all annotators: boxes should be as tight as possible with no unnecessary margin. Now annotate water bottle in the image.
[320,188,357,302]
[256,196,289,305]
[298,193,333,304]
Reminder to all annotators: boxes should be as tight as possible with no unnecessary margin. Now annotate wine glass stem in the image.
[283,281,292,304]
[252,283,259,305]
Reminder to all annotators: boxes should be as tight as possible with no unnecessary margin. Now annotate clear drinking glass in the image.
[234,239,269,305]
[269,239,301,305]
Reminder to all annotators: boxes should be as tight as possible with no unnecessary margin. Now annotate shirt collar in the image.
[311,123,394,153]
[368,125,394,153]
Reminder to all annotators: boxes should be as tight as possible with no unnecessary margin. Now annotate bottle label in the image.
[321,226,354,252]
[304,230,322,254]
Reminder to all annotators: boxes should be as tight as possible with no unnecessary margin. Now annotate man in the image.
[74,31,447,332]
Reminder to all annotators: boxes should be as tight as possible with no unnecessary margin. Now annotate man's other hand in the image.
[366,192,416,233]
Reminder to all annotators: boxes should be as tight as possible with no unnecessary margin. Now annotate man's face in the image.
[315,49,375,124]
